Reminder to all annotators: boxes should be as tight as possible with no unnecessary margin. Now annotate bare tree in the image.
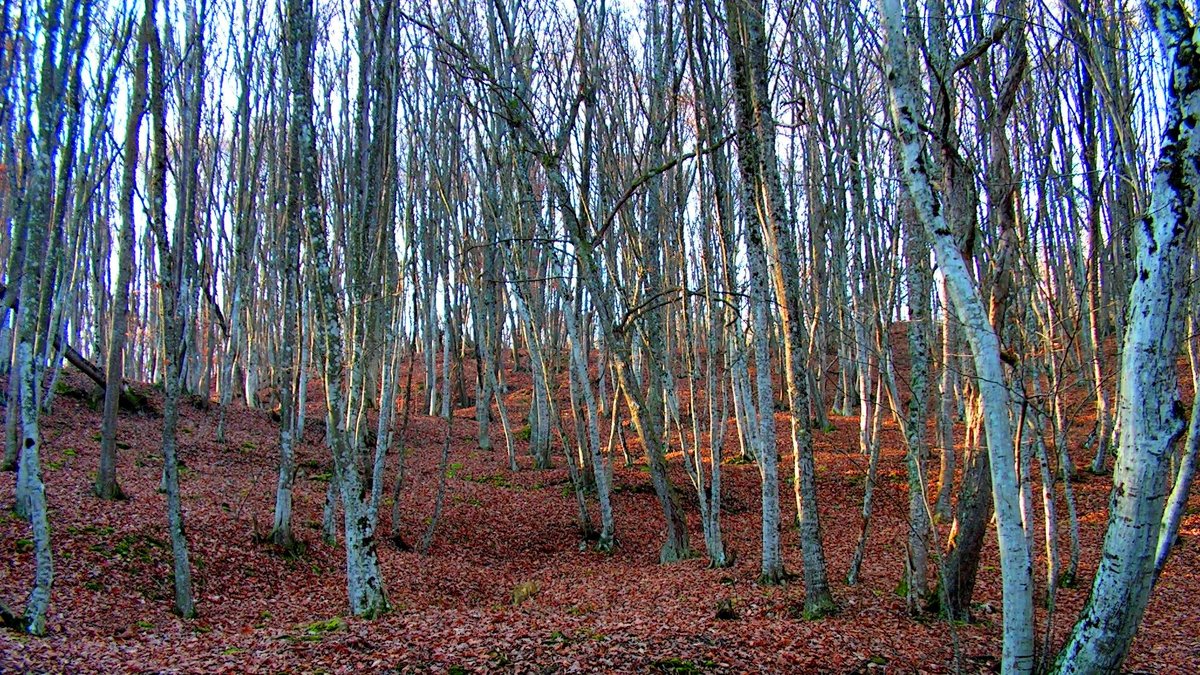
[97,2,150,502]
[1052,0,1200,670]
[724,0,833,614]
[283,0,389,617]
[878,0,1034,669]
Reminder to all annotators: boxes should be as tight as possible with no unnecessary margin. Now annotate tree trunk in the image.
[97,7,150,501]
[284,0,387,617]
[1054,2,1199,668]
[1156,311,1199,577]
[725,0,833,613]
[270,159,302,551]
[934,275,957,520]
[903,211,933,611]
[879,1,1034,668]
[148,8,196,618]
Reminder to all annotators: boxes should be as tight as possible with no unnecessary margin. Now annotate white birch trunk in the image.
[1155,311,1199,576]
[1054,5,1199,668]
[878,0,1034,668]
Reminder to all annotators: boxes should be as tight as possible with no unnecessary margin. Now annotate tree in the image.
[1052,0,1200,670]
[283,0,388,617]
[724,0,834,614]
[878,0,1034,669]
[146,0,197,618]
[96,1,151,502]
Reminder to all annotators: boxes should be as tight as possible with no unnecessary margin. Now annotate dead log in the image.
[0,281,107,389]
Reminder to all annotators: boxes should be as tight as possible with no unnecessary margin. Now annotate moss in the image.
[94,532,166,564]
[68,524,114,537]
[462,473,511,488]
[119,389,151,413]
[299,616,346,639]
[253,610,272,629]
[650,657,716,673]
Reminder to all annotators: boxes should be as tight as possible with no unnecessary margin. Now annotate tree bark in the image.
[147,6,196,617]
[879,0,1034,668]
[284,0,387,617]
[97,5,151,501]
[1053,2,1199,669]
[725,0,833,612]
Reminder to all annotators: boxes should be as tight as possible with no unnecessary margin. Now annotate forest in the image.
[1,0,1199,671]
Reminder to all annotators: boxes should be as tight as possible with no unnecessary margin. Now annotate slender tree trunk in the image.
[749,238,782,583]
[148,9,195,618]
[903,211,933,611]
[879,2,1034,668]
[1156,311,1199,577]
[14,219,52,632]
[560,277,615,550]
[270,166,301,550]
[8,1,65,624]
[725,0,833,612]
[97,8,150,501]
[934,275,957,520]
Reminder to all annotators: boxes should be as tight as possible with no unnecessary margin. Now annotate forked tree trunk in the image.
[879,1,1034,669]
[725,0,833,614]
[559,277,615,550]
[1053,2,1199,669]
[284,0,387,618]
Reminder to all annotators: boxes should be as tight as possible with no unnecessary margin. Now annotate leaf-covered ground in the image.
[1,367,1198,673]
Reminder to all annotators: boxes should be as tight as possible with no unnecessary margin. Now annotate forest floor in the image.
[1,365,1198,673]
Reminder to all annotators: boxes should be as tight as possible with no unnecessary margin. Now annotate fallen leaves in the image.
[0,369,1196,673]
